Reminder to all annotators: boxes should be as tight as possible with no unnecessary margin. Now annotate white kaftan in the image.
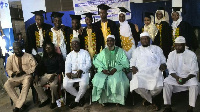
[130,45,166,91]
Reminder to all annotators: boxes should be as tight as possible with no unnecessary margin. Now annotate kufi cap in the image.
[71,37,80,42]
[118,7,130,13]
[31,10,47,19]
[107,35,115,39]
[70,14,82,21]
[82,12,96,19]
[140,32,150,38]
[175,36,186,43]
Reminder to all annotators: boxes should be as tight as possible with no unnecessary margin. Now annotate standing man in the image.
[68,15,83,52]
[4,42,37,112]
[130,32,166,111]
[34,42,64,109]
[81,12,103,58]
[63,37,91,109]
[45,12,69,60]
[163,36,199,112]
[92,35,129,106]
[94,4,121,48]
[26,10,52,59]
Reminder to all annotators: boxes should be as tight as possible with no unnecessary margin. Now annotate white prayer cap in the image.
[71,37,80,42]
[175,36,186,43]
[107,35,115,39]
[140,32,150,38]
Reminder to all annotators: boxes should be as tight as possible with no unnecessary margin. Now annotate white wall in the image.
[21,0,46,22]
[172,0,182,11]
[130,0,143,3]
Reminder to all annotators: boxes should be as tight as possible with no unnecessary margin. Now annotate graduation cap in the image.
[31,10,47,19]
[142,12,154,22]
[82,12,96,19]
[172,7,182,12]
[118,7,130,13]
[50,12,64,23]
[97,4,111,14]
[70,14,82,21]
[157,6,165,16]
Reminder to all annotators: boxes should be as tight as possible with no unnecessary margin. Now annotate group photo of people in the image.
[0,0,200,112]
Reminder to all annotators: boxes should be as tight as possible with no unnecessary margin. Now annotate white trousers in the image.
[134,87,163,103]
[163,83,198,107]
[63,77,88,102]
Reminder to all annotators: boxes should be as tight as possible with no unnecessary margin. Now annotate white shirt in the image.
[164,49,199,92]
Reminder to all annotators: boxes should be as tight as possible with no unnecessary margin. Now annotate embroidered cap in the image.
[140,32,150,38]
[175,36,186,43]
[71,37,80,43]
[107,35,115,39]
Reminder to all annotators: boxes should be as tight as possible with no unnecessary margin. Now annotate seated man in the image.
[63,37,91,109]
[130,32,166,110]
[4,42,37,112]
[163,36,199,112]
[92,35,130,106]
[34,42,64,109]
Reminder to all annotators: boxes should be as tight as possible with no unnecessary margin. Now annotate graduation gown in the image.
[66,28,83,53]
[94,19,121,47]
[26,23,52,53]
[154,21,173,58]
[45,26,70,57]
[117,22,139,46]
[80,25,103,55]
[173,21,198,51]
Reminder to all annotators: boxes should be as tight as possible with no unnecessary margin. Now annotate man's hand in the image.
[159,64,167,71]
[132,66,138,75]
[102,70,110,75]
[78,27,83,35]
[170,73,181,84]
[11,72,17,78]
[34,75,39,84]
[77,70,83,78]
[109,68,117,75]
[66,73,72,79]
[16,71,26,77]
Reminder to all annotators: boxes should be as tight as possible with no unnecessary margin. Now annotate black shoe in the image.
[20,104,28,111]
[38,98,50,108]
[79,98,85,107]
[50,103,57,109]
[13,107,20,112]
[68,102,78,109]
[163,107,172,112]
[187,106,193,112]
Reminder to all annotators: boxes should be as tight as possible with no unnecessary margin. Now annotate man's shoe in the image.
[79,98,85,107]
[163,107,172,112]
[50,103,57,109]
[68,102,78,109]
[38,98,50,108]
[13,107,20,112]
[187,106,193,112]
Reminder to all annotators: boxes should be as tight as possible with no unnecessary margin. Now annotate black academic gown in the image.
[45,26,71,54]
[26,23,52,53]
[94,19,121,47]
[154,21,173,58]
[66,28,83,53]
[176,21,198,51]
[117,22,140,47]
[80,25,103,54]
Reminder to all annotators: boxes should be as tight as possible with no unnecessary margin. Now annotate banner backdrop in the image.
[0,0,12,28]
[73,0,131,23]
